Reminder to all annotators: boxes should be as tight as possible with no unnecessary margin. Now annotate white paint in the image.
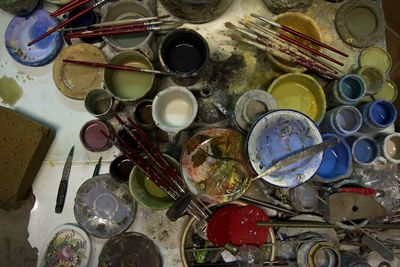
[163,99,193,127]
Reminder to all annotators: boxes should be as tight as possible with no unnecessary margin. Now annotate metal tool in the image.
[240,196,298,215]
[55,146,74,213]
[253,138,340,181]
[92,156,102,177]
[257,221,400,230]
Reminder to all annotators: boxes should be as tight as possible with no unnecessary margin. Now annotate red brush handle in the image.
[51,0,91,17]
[63,26,149,39]
[280,25,348,58]
[28,4,96,46]
[278,33,344,66]
[338,187,376,196]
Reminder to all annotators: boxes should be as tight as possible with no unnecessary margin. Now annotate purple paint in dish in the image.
[80,120,112,152]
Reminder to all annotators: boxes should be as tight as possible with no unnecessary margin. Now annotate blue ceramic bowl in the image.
[5,9,63,66]
[315,134,352,182]
[246,109,323,188]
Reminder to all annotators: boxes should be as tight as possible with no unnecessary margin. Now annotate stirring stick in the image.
[28,0,109,46]
[62,59,169,76]
[60,15,170,32]
[251,13,349,57]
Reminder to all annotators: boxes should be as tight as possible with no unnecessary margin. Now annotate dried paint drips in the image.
[0,76,23,106]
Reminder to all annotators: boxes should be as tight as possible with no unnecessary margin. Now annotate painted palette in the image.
[181,128,252,204]
[74,174,136,238]
[38,224,91,267]
[246,110,323,188]
[5,9,63,66]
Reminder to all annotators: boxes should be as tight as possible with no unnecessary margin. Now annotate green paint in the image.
[0,76,23,106]
[111,62,153,100]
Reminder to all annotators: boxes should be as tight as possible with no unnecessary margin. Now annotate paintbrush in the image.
[251,13,348,57]
[28,0,110,46]
[60,15,170,32]
[62,59,169,76]
[51,0,91,17]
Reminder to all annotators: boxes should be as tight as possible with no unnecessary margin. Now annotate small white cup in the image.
[379,133,400,164]
[152,86,198,141]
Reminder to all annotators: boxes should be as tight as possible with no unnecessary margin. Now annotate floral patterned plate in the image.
[38,224,91,267]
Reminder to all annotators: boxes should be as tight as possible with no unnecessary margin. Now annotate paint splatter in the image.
[0,76,23,106]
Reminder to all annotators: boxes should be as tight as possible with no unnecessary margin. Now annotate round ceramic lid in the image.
[335,0,384,48]
[246,110,323,188]
[373,80,398,103]
[5,9,63,66]
[38,224,91,267]
[181,128,252,204]
[359,47,392,76]
[98,232,162,267]
[53,43,106,100]
[74,174,136,238]
[235,90,277,132]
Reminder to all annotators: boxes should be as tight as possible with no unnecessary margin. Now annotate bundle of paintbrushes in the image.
[63,15,181,40]
[225,14,348,80]
[101,114,211,221]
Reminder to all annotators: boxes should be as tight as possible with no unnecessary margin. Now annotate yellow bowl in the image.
[267,12,322,73]
[267,73,326,124]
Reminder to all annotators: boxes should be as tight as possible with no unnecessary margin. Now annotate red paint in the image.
[81,120,110,151]
[206,206,239,247]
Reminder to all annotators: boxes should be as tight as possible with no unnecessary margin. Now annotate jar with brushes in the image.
[325,74,366,107]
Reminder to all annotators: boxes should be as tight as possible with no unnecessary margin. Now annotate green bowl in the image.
[267,73,326,125]
[129,154,177,210]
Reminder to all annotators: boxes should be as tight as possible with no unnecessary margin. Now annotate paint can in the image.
[325,74,366,107]
[297,241,341,267]
[159,28,209,86]
[159,0,233,23]
[110,155,134,183]
[84,89,114,120]
[80,120,113,152]
[374,80,398,103]
[356,67,385,95]
[104,51,155,102]
[131,99,156,130]
[350,136,386,166]
[315,134,352,183]
[102,0,156,60]
[152,86,198,142]
[377,133,400,164]
[66,5,102,44]
[358,100,397,133]
[319,105,362,137]
[234,90,277,132]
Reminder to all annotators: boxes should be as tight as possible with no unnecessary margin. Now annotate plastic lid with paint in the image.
[359,47,392,76]
[5,9,63,67]
[373,79,398,103]
[79,120,113,152]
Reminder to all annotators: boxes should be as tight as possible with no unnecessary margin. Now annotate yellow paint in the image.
[270,82,318,121]
[0,76,23,106]
[144,177,168,198]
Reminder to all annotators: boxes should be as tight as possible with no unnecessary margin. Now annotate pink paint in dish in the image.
[80,120,112,152]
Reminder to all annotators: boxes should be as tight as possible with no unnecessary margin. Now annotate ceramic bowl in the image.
[38,224,91,267]
[181,128,252,204]
[129,154,176,210]
[246,110,323,188]
[266,12,322,73]
[74,174,136,238]
[267,73,326,125]
[315,134,352,183]
[104,51,155,102]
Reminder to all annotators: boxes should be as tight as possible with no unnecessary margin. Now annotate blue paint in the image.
[316,134,351,181]
[353,138,378,163]
[338,74,365,101]
[370,100,397,126]
[5,9,62,67]
[67,6,102,44]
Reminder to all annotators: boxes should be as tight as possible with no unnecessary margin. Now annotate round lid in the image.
[5,9,63,66]
[53,43,106,100]
[359,47,392,75]
[335,0,384,48]
[38,224,91,267]
[373,80,398,103]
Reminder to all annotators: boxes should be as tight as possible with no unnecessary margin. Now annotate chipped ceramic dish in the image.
[181,128,252,204]
[5,9,63,66]
[246,110,323,188]
[74,174,136,238]
[38,224,91,267]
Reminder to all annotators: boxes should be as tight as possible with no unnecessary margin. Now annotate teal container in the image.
[0,0,39,15]
[358,100,397,133]
[325,74,366,107]
[319,105,362,137]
